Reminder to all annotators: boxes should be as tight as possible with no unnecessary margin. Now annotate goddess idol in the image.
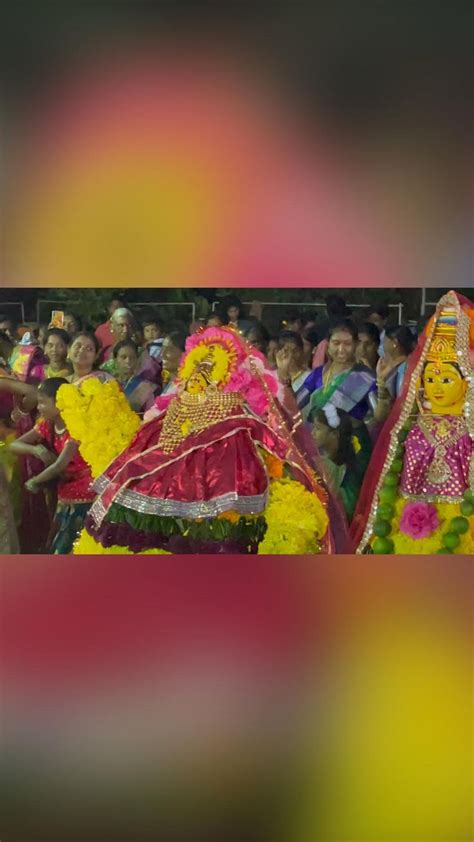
[351,290,474,554]
[57,326,340,554]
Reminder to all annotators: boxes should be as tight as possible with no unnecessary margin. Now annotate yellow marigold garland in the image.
[56,379,141,479]
[258,477,328,554]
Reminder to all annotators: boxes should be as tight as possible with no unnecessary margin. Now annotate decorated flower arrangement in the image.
[56,378,141,478]
[61,328,330,556]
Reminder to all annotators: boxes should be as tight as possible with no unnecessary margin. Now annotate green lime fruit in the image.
[398,429,409,442]
[436,548,453,554]
[377,503,395,520]
[373,519,392,538]
[379,486,398,504]
[383,472,399,488]
[442,532,460,550]
[372,537,394,554]
[395,444,405,458]
[460,500,474,518]
[450,516,469,535]
[462,489,474,503]
[390,459,403,474]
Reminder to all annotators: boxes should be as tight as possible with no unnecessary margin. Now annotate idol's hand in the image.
[25,478,40,494]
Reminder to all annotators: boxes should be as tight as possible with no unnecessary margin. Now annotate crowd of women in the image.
[1,290,465,555]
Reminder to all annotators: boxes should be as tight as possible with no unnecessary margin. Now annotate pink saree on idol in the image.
[351,291,474,554]
[59,326,346,554]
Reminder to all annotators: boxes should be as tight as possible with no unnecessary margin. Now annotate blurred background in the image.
[0,4,472,839]
[1,1,472,287]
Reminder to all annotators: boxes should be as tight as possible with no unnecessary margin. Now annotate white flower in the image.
[323,403,340,429]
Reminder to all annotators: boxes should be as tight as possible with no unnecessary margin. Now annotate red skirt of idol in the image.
[90,411,304,528]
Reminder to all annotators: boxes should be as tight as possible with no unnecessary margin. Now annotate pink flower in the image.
[399,501,439,539]
[154,394,173,413]
[245,384,269,416]
[226,368,253,393]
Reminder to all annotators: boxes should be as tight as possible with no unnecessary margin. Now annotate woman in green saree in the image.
[296,320,375,471]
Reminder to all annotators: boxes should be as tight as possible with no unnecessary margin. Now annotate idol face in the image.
[423,362,466,414]
[185,352,217,394]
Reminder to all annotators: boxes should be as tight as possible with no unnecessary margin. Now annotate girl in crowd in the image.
[36,324,49,351]
[142,313,165,360]
[275,331,312,408]
[9,378,95,554]
[223,296,251,333]
[113,339,160,414]
[42,328,72,378]
[374,325,415,423]
[1,333,112,551]
[244,321,270,357]
[312,406,366,522]
[63,312,82,339]
[356,322,380,371]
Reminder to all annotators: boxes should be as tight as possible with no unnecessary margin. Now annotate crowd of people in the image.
[1,290,471,556]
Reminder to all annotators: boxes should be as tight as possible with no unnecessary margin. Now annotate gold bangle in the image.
[12,407,29,419]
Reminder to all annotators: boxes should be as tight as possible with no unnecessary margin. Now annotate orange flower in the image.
[218,510,240,523]
[262,451,284,480]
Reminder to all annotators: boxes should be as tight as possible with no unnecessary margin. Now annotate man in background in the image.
[95,298,124,359]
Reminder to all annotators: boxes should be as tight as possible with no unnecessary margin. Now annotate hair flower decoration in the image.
[323,404,340,429]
